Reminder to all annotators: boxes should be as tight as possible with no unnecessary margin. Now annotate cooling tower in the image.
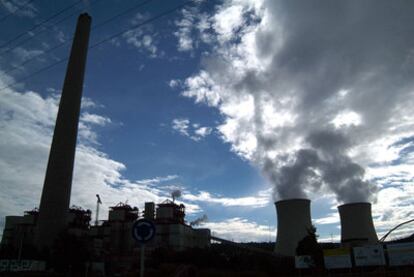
[35,13,91,250]
[274,199,312,256]
[338,202,378,246]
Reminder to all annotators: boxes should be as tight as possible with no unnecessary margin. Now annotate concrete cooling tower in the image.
[274,199,312,256]
[338,202,378,246]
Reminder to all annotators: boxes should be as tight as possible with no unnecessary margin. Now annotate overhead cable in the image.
[0,0,193,93]
[1,0,104,55]
[90,0,192,49]
[1,0,154,76]
[0,0,36,23]
[0,0,82,50]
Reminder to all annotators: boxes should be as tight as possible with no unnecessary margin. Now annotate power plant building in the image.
[150,200,210,251]
[89,200,210,258]
[274,199,313,256]
[1,199,211,273]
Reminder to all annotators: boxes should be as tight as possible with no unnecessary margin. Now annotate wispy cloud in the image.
[182,189,271,208]
[174,4,213,52]
[171,117,212,141]
[121,12,160,58]
[314,213,340,225]
[1,0,38,18]
[0,76,200,237]
[12,47,44,64]
[200,217,275,242]
[135,175,179,186]
[81,112,111,126]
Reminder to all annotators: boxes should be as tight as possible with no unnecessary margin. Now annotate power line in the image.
[0,0,82,50]
[0,0,193,93]
[1,0,104,55]
[0,0,36,23]
[91,0,155,30]
[1,7,80,55]
[0,40,68,78]
[0,0,156,77]
[0,58,68,92]
[90,0,192,49]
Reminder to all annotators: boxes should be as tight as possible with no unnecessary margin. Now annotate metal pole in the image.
[140,244,145,277]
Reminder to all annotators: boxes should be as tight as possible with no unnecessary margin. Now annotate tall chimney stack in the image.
[36,13,91,250]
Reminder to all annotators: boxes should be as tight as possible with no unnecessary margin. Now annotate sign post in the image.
[132,219,156,277]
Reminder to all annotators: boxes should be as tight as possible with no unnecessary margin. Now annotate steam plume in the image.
[177,0,414,204]
[263,130,378,203]
[171,189,182,202]
[190,214,208,226]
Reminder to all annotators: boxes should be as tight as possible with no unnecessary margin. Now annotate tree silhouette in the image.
[296,225,324,269]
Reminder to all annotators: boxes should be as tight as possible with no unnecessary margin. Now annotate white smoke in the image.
[175,0,414,203]
[171,189,182,202]
[264,130,378,202]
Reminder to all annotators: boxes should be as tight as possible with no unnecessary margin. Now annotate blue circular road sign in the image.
[132,219,156,243]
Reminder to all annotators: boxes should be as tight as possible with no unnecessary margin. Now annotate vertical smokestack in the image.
[338,202,378,246]
[36,13,91,250]
[274,199,312,256]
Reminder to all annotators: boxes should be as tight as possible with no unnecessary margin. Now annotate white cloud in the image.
[200,217,275,242]
[174,7,196,51]
[12,47,44,64]
[1,0,38,18]
[123,30,158,57]
[174,5,213,52]
[212,4,245,43]
[172,118,190,136]
[314,213,340,225]
[55,30,66,43]
[181,71,221,107]
[331,110,362,128]
[122,12,160,57]
[171,117,212,141]
[135,175,178,186]
[0,78,202,237]
[175,0,414,208]
[194,126,212,138]
[169,79,181,88]
[81,112,111,126]
[182,189,270,208]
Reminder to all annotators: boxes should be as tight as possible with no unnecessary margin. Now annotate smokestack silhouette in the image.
[36,13,91,249]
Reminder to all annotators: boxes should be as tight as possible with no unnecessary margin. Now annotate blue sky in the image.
[1,0,414,242]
